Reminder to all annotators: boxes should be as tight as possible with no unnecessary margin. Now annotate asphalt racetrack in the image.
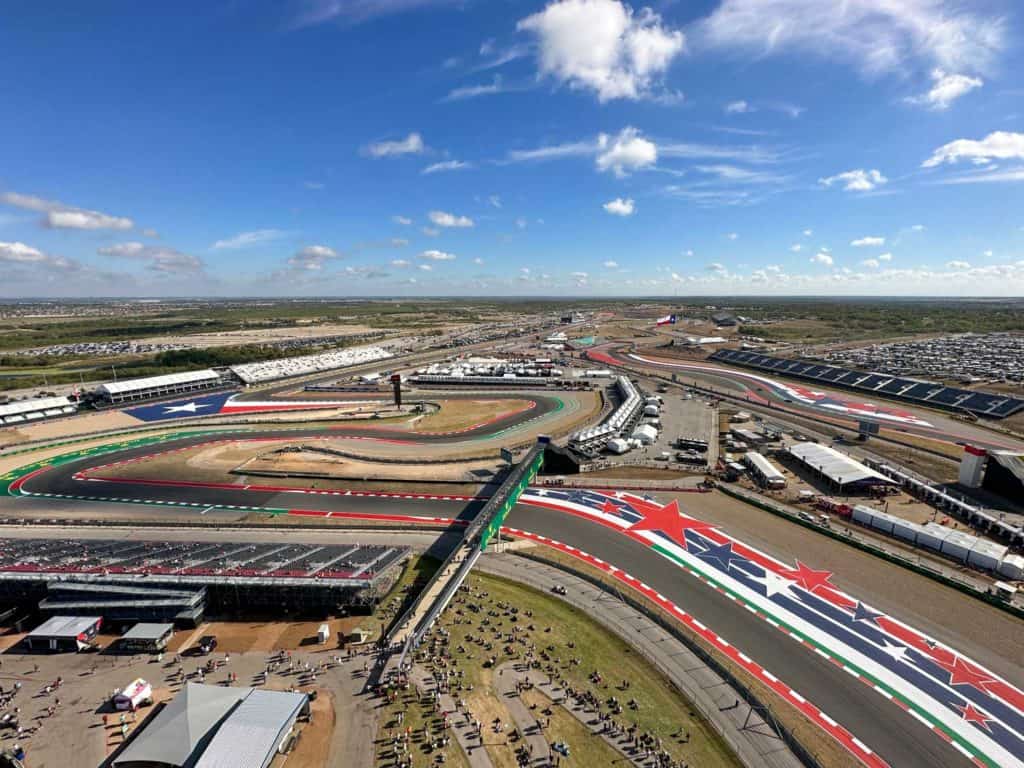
[11,426,1018,768]
[6,360,1024,768]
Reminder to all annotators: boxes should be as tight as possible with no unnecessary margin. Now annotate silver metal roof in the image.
[787,442,892,486]
[27,615,101,638]
[193,689,308,768]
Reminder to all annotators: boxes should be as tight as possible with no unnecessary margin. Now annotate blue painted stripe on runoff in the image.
[123,391,237,422]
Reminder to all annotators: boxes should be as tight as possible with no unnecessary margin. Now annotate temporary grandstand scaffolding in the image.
[0,539,409,618]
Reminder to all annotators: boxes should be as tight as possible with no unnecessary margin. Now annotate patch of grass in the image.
[431,572,740,768]
[377,686,471,768]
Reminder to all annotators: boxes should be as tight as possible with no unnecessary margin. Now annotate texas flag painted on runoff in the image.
[656,314,677,326]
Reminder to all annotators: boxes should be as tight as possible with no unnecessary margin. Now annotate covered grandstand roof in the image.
[194,689,308,768]
[113,683,249,767]
[787,442,893,487]
[0,395,76,421]
[98,369,221,396]
[229,344,392,384]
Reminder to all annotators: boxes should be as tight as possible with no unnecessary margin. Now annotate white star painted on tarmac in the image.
[533,488,548,496]
[879,640,908,664]
[163,401,210,414]
[750,569,795,597]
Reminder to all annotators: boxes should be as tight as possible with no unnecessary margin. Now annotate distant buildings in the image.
[711,312,737,327]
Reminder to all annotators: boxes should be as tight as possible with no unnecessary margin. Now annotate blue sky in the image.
[2,0,1023,297]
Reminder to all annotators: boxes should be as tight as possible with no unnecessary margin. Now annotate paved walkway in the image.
[478,552,804,768]
[493,662,554,766]
[408,664,495,768]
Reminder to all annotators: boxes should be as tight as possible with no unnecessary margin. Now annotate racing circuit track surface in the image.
[2,368,1024,768]
[592,348,1024,452]
[7,423,1024,768]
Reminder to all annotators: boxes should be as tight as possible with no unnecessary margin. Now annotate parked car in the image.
[195,635,218,655]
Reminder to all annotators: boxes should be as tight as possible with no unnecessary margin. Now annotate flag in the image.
[655,314,677,326]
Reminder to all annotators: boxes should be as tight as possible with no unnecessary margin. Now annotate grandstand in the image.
[96,369,223,405]
[0,538,409,616]
[230,344,393,385]
[0,395,77,426]
[710,349,1024,419]
[570,375,642,449]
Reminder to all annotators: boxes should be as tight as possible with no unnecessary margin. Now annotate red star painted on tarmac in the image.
[627,499,716,549]
[956,702,994,732]
[784,561,835,593]
[602,500,623,515]
[937,655,999,694]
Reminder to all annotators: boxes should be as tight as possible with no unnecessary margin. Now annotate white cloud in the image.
[724,99,753,114]
[211,229,286,250]
[489,195,502,208]
[706,262,727,272]
[726,232,739,240]
[922,131,1024,168]
[933,168,1024,185]
[803,229,813,236]
[819,168,887,191]
[603,259,619,268]
[390,259,411,267]
[0,241,81,275]
[810,252,834,266]
[418,263,433,271]
[517,0,685,102]
[393,215,413,225]
[700,0,1004,77]
[443,76,505,102]
[515,217,528,230]
[98,242,203,274]
[473,257,484,265]
[851,236,885,247]
[1,191,134,231]
[428,210,474,228]
[505,140,596,163]
[596,127,657,177]
[790,244,802,252]
[422,160,471,174]
[982,249,993,258]
[278,245,341,275]
[420,249,457,261]
[879,252,893,261]
[905,69,982,110]
[422,227,440,237]
[911,224,925,231]
[571,271,589,279]
[861,258,880,269]
[364,132,425,158]
[303,181,325,190]
[946,260,971,269]
[603,197,636,216]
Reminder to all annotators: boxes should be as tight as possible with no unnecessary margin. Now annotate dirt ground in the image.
[166,618,369,655]
[240,448,503,483]
[582,465,695,480]
[412,398,529,432]
[274,688,335,768]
